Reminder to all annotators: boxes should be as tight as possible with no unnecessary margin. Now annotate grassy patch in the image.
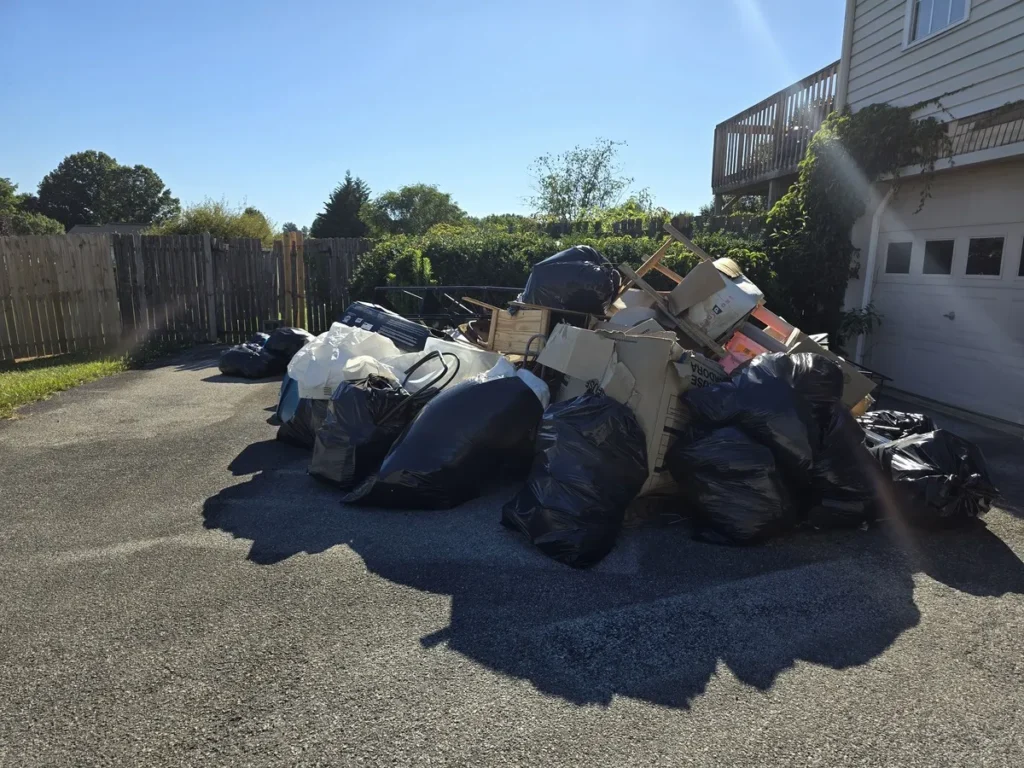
[0,356,128,418]
[0,340,197,419]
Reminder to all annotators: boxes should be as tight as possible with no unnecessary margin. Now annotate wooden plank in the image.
[461,296,503,312]
[212,241,225,341]
[77,234,101,350]
[663,222,715,263]
[201,234,216,341]
[246,241,259,336]
[52,236,77,353]
[189,235,204,339]
[44,237,69,354]
[15,240,43,358]
[618,265,727,359]
[28,238,53,357]
[94,235,120,347]
[0,240,17,361]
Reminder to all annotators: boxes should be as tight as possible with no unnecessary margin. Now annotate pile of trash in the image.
[234,239,1002,568]
[219,327,315,379]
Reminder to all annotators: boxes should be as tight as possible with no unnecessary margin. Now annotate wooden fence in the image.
[0,235,121,361]
[0,233,369,362]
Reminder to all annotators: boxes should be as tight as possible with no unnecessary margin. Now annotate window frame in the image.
[964,234,1007,279]
[922,238,956,276]
[902,0,972,50]
[883,239,914,275]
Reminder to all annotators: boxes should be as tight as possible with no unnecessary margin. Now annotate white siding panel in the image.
[850,6,1024,83]
[851,48,1024,112]
[851,3,905,46]
[854,0,903,33]
[848,0,1024,112]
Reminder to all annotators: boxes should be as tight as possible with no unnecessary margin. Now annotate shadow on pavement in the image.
[203,441,1024,709]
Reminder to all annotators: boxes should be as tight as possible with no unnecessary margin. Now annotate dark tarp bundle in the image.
[264,327,315,363]
[857,410,935,444]
[804,408,881,529]
[309,351,462,489]
[218,342,279,379]
[678,352,877,537]
[682,353,825,481]
[344,376,544,510]
[502,394,648,568]
[519,245,621,315]
[666,426,796,545]
[869,429,998,527]
[275,374,329,450]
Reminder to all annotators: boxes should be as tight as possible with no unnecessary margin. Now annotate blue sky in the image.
[1,0,844,225]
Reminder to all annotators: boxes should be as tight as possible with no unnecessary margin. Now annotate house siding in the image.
[847,0,1024,119]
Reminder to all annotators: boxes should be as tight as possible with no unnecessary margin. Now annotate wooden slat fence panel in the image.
[302,237,370,335]
[0,235,120,361]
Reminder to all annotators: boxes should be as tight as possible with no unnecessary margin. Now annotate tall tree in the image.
[359,183,465,237]
[36,150,180,229]
[0,177,64,234]
[527,138,633,222]
[281,221,300,232]
[310,171,371,238]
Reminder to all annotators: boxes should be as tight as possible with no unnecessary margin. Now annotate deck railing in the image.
[712,60,840,195]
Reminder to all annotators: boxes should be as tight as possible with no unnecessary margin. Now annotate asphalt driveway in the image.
[2,346,1023,767]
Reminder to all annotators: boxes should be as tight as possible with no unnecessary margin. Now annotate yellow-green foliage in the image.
[152,199,276,246]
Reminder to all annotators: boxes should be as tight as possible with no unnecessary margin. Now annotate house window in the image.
[885,241,912,273]
[909,0,968,43]
[923,240,954,274]
[966,237,1003,276]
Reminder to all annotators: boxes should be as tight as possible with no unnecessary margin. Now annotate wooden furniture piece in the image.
[462,297,552,355]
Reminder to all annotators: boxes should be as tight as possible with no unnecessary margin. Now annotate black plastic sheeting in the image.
[683,353,827,481]
[275,375,328,450]
[676,352,880,541]
[344,376,544,510]
[502,394,648,567]
[804,408,882,529]
[870,429,998,527]
[857,410,936,444]
[666,425,796,545]
[218,343,281,379]
[519,245,621,315]
[264,327,315,363]
[250,332,270,347]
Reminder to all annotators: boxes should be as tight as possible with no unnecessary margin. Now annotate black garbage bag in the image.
[666,426,798,545]
[309,376,418,488]
[519,245,621,315]
[249,332,270,347]
[344,376,544,510]
[501,394,648,568]
[804,408,881,529]
[264,326,315,363]
[275,375,328,449]
[309,351,463,489]
[869,429,998,527]
[218,343,277,379]
[856,410,935,442]
[682,353,822,480]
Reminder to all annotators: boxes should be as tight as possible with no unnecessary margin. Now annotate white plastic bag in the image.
[516,368,550,409]
[288,323,401,399]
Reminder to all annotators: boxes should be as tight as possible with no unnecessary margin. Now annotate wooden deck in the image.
[711,61,840,198]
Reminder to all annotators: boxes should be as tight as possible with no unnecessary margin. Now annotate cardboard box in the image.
[667,259,764,342]
[537,323,727,497]
[785,330,877,407]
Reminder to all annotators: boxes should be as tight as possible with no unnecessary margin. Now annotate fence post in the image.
[131,234,148,341]
[202,233,217,341]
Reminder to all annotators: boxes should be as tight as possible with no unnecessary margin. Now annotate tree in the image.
[153,199,275,246]
[359,183,465,237]
[527,138,633,222]
[0,177,64,235]
[281,221,299,232]
[35,150,180,229]
[310,171,370,238]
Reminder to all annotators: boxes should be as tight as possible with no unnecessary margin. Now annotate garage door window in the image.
[923,240,954,274]
[966,237,1003,276]
[885,241,912,274]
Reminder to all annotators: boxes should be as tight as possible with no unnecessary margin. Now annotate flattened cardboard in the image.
[667,260,726,315]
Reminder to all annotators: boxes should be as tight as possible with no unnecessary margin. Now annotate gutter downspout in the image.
[835,0,857,111]
[855,187,895,364]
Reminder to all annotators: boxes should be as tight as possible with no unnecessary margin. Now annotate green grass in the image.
[0,340,195,419]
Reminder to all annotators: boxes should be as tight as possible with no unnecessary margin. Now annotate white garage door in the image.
[866,222,1024,425]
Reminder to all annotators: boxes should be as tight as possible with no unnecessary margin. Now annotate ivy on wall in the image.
[764,103,953,339]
